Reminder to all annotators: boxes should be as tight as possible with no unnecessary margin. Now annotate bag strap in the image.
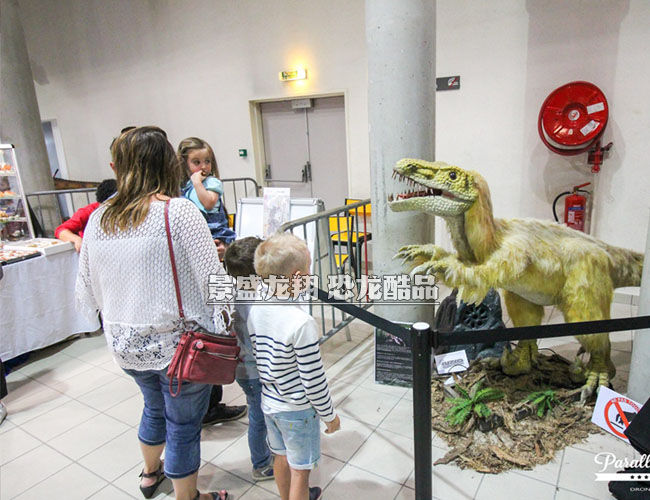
[164,199,185,320]
[168,334,190,397]
[165,199,186,397]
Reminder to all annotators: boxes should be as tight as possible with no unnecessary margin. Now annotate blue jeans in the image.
[123,368,211,479]
[236,378,271,469]
[264,407,320,470]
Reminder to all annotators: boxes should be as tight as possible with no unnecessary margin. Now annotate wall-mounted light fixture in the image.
[279,68,307,82]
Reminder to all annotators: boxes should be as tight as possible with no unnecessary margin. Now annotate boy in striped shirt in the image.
[250,233,341,500]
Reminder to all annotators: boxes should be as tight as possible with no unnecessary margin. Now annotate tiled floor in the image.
[0,299,639,499]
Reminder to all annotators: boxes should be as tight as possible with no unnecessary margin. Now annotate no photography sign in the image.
[591,386,641,442]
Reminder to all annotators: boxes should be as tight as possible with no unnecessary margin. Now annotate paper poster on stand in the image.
[262,187,290,237]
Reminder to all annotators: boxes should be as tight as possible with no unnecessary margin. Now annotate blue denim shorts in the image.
[264,408,320,470]
[122,368,211,479]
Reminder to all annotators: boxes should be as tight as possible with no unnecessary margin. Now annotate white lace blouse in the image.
[75,198,231,371]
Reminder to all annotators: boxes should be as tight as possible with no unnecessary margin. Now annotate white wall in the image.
[18,0,369,195]
[19,0,650,252]
[434,0,650,253]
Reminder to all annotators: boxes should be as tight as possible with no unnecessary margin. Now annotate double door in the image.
[260,96,348,210]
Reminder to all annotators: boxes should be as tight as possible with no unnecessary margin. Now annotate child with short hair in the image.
[223,236,274,481]
[250,233,341,500]
[177,137,235,245]
[55,179,117,252]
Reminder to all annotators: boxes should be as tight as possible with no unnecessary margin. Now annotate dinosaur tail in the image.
[608,246,644,288]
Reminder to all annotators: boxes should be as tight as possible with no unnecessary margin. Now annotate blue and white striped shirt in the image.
[248,303,336,422]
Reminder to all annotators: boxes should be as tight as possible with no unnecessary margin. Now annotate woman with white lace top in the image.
[76,127,230,500]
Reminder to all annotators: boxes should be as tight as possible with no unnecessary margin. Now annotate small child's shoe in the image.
[309,486,323,500]
[252,463,274,481]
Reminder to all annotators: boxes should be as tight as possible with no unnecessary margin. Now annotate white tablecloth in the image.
[0,250,101,360]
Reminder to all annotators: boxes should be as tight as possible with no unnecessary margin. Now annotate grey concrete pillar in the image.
[627,214,650,402]
[0,0,58,232]
[367,0,436,323]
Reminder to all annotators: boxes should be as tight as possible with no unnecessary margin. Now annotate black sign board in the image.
[374,322,434,387]
[436,76,461,91]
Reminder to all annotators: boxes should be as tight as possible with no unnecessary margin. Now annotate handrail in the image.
[27,187,95,196]
[25,178,261,236]
[278,197,373,343]
[27,178,260,199]
[221,176,261,194]
[279,198,370,231]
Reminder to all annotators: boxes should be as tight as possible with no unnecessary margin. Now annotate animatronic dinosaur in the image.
[388,159,644,399]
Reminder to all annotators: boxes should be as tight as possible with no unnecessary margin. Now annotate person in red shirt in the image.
[55,179,117,251]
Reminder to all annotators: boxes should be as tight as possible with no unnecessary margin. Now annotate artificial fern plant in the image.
[523,389,563,418]
[445,380,504,427]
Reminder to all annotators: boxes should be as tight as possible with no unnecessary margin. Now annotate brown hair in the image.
[101,126,181,233]
[176,137,220,185]
[224,237,263,278]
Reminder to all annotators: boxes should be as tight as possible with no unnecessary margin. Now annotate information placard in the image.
[374,322,434,387]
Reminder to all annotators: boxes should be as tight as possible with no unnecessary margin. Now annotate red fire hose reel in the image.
[538,81,613,172]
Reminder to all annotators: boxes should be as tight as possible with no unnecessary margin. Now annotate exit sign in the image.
[279,69,307,81]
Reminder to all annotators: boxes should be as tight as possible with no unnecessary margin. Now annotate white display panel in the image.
[235,197,323,272]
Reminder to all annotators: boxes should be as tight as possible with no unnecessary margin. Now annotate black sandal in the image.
[139,461,166,498]
[192,490,228,500]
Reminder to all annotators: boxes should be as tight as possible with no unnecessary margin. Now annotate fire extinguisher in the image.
[552,182,591,232]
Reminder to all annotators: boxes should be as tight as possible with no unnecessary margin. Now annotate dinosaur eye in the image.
[449,171,457,180]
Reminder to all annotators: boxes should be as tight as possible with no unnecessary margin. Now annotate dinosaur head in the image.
[388,159,479,216]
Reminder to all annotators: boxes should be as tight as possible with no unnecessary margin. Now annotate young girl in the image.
[177,137,236,246]
[177,137,246,428]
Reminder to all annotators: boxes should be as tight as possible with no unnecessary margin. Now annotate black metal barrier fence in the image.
[314,288,650,500]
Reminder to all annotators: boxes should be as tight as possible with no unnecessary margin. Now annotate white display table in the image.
[0,250,101,360]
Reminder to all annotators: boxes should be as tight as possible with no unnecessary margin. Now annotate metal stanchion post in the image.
[411,322,432,499]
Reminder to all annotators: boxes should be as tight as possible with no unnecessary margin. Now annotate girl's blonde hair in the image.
[254,233,310,279]
[101,126,181,233]
[177,137,220,184]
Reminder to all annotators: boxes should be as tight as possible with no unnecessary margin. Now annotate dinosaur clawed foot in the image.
[500,341,538,376]
[570,353,615,403]
[577,370,612,403]
[570,357,614,403]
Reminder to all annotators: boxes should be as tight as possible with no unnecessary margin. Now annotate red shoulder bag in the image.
[163,200,240,397]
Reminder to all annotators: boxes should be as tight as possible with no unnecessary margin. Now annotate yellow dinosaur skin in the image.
[389,159,644,398]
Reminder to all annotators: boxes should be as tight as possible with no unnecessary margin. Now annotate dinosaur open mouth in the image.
[388,171,446,202]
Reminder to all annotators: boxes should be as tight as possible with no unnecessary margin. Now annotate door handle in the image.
[265,165,272,180]
[301,162,311,183]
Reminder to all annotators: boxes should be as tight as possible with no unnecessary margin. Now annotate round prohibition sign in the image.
[604,397,640,439]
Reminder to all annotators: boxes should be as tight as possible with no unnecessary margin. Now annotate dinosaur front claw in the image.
[410,260,446,277]
[394,244,449,265]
